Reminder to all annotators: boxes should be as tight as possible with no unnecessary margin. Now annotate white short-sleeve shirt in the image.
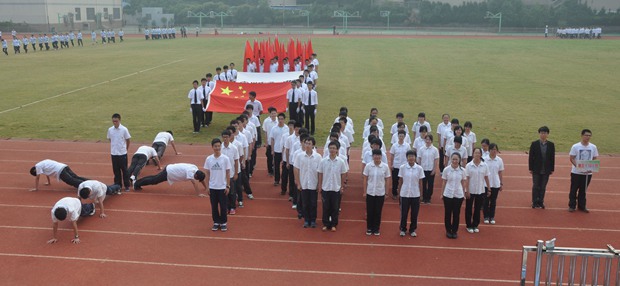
[35,159,67,181]
[442,166,466,198]
[437,122,451,147]
[78,180,107,201]
[166,163,199,185]
[417,145,440,171]
[466,161,490,194]
[390,123,409,135]
[398,163,425,198]
[269,125,288,153]
[262,117,278,143]
[51,197,82,222]
[221,142,240,176]
[485,156,504,188]
[390,142,411,169]
[318,156,348,191]
[412,121,431,138]
[153,132,174,145]
[363,162,391,196]
[294,151,322,190]
[391,132,412,146]
[204,154,231,190]
[135,146,158,160]
[362,150,388,165]
[107,124,131,156]
[569,142,599,174]
[463,131,477,156]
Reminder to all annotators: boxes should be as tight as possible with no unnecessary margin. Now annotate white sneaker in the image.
[483,219,490,224]
[490,219,496,225]
[467,228,474,233]
[292,205,297,209]
[247,194,254,200]
[474,228,480,233]
[399,231,406,237]
[410,232,417,237]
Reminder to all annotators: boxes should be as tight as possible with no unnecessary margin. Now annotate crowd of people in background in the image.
[556,27,603,39]
[0,28,124,56]
[143,27,179,40]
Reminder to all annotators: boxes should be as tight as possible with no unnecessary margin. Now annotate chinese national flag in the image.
[207,81,290,114]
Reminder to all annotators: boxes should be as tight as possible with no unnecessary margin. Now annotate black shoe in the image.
[532,204,537,209]
[297,213,303,219]
[539,203,545,209]
[446,232,452,239]
[452,232,458,239]
[579,208,590,213]
[568,208,576,212]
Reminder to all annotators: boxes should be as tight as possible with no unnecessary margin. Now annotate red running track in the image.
[0,139,618,285]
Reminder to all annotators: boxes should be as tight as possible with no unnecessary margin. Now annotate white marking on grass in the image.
[0,59,185,115]
[0,252,518,283]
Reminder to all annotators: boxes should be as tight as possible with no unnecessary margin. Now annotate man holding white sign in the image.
[568,129,599,213]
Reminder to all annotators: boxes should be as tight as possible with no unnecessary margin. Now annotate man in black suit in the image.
[528,126,555,209]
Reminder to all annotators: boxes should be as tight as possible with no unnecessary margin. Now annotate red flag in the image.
[243,41,252,72]
[306,39,314,59]
[297,40,304,69]
[207,81,290,114]
[253,40,259,71]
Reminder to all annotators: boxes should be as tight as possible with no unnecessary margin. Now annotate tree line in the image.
[123,0,620,28]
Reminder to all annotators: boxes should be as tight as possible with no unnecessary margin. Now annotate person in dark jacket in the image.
[528,126,555,209]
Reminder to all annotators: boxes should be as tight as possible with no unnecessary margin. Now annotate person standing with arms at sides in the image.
[287,81,301,127]
[445,136,467,168]
[144,28,150,40]
[119,29,124,42]
[363,149,390,236]
[398,150,425,237]
[412,113,431,140]
[311,53,319,72]
[463,121,476,162]
[302,82,318,135]
[529,126,555,209]
[204,73,215,126]
[417,134,439,204]
[220,65,231,82]
[204,138,231,232]
[483,143,504,224]
[220,130,240,215]
[107,113,131,192]
[317,141,348,232]
[481,138,490,159]
[151,131,181,161]
[127,145,162,186]
[413,125,428,152]
[390,130,411,199]
[91,30,96,45]
[308,64,319,87]
[270,113,288,186]
[245,92,263,146]
[295,136,322,228]
[390,113,409,136]
[77,30,83,46]
[437,114,451,172]
[262,107,278,177]
[47,197,95,244]
[198,78,211,127]
[246,58,256,73]
[188,80,204,133]
[442,152,467,239]
[568,129,598,213]
[465,148,490,234]
[229,63,238,81]
[364,108,385,130]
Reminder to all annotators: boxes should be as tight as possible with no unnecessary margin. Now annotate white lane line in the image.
[0,252,518,284]
[0,59,185,115]
[0,225,520,253]
[1,204,619,230]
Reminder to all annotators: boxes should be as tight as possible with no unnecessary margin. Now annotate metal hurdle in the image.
[521,239,620,286]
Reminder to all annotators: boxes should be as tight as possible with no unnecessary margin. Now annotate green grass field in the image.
[1,36,618,153]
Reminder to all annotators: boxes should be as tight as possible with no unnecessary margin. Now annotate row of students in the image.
[245,53,320,74]
[144,27,177,40]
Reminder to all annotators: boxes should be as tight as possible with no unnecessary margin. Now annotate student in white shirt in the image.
[204,138,232,232]
[188,80,204,133]
[294,136,322,228]
[134,163,207,196]
[389,130,411,199]
[245,92,263,143]
[362,138,388,172]
[463,121,477,162]
[390,112,409,136]
[221,130,241,215]
[445,136,467,168]
[128,145,162,185]
[107,113,131,191]
[390,122,412,146]
[311,53,319,71]
[363,117,384,141]
[284,122,302,204]
[417,134,440,204]
[229,62,238,81]
[78,180,111,218]
[29,159,90,191]
[245,58,256,72]
[291,132,310,216]
[568,129,598,213]
[270,113,288,186]
[482,143,504,225]
[47,197,95,244]
[308,64,319,87]
[413,125,428,152]
[302,82,318,135]
[442,152,467,239]
[279,120,295,196]
[465,148,490,233]
[286,81,302,125]
[445,122,465,152]
[317,141,348,232]
[151,131,181,161]
[262,107,278,176]
[398,150,425,237]
[480,138,490,159]
[204,74,215,126]
[412,112,432,139]
[232,118,254,202]
[437,113,451,172]
[363,108,385,130]
[226,125,253,205]
[363,149,391,236]
[198,78,211,127]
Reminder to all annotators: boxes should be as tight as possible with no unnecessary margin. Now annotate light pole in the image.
[380,11,390,30]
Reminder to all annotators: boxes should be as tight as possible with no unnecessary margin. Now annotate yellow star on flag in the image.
[221,86,233,96]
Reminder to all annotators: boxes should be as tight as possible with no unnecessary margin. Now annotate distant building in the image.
[141,7,174,27]
[0,0,123,32]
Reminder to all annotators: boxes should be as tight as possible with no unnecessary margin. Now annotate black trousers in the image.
[210,189,227,225]
[465,193,484,228]
[134,169,167,189]
[391,168,400,197]
[39,43,43,50]
[59,167,89,188]
[202,99,209,125]
[111,154,130,188]
[191,104,202,132]
[443,197,463,235]
[228,178,237,210]
[255,126,262,147]
[422,171,435,202]
[78,39,83,46]
[532,173,550,206]
[322,191,340,228]
[45,43,49,50]
[304,105,316,134]
[483,187,500,219]
[288,164,297,202]
[151,142,167,159]
[301,189,318,224]
[237,168,253,199]
[265,145,274,174]
[127,154,148,178]
[439,147,446,172]
[569,173,592,210]
[203,100,213,125]
[273,152,282,183]
[250,144,257,176]
[400,197,420,232]
[288,103,298,125]
[281,163,289,194]
[80,203,95,217]
[366,195,385,233]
